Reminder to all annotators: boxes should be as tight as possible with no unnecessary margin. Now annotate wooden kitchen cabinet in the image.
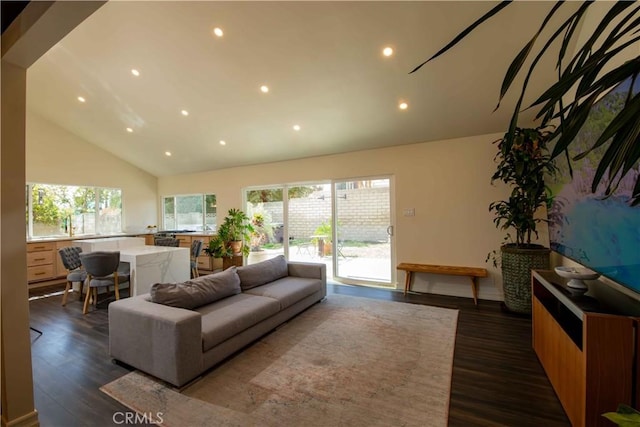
[27,242,56,282]
[175,234,192,248]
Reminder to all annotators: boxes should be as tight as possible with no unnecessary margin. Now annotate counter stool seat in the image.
[58,246,87,306]
[80,251,130,314]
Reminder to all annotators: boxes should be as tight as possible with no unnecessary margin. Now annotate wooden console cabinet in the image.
[532,270,639,426]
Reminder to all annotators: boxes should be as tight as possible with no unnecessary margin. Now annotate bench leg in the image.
[404,271,413,295]
[470,276,479,305]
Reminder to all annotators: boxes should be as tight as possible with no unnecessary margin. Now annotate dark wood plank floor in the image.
[28,283,569,427]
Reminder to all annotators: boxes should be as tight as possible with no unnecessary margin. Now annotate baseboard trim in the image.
[1,410,39,427]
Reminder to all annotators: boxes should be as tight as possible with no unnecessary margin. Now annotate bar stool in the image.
[79,251,130,314]
[190,239,203,278]
[58,246,87,306]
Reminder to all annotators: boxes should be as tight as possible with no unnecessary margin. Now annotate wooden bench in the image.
[397,263,488,305]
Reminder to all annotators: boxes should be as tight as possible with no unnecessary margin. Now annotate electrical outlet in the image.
[403,208,415,217]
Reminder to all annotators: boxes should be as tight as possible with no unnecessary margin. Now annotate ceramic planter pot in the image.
[229,240,243,256]
[501,244,550,314]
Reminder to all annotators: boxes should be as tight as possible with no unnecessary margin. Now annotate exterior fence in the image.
[250,187,390,243]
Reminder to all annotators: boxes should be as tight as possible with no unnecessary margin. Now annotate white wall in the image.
[159,133,539,301]
[26,112,158,233]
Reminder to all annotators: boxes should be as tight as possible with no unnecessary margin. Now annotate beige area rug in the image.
[101,295,459,427]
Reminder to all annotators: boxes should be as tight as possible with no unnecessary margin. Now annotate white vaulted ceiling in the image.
[26,1,578,177]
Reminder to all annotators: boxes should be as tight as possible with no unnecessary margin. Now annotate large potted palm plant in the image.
[489,127,557,314]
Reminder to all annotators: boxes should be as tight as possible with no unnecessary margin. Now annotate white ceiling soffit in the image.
[27,1,578,177]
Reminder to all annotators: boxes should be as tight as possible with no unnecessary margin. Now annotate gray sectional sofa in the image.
[109,255,326,387]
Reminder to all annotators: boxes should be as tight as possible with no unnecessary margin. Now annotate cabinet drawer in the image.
[27,264,54,281]
[177,235,192,247]
[27,251,54,266]
[27,242,55,252]
[197,256,211,270]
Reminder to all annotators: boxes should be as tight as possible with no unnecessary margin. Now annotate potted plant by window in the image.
[489,126,557,314]
[224,208,254,256]
[204,233,232,258]
[204,209,254,269]
[205,209,253,256]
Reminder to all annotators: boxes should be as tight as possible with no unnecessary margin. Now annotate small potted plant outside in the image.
[489,126,557,314]
[313,221,332,256]
[249,212,274,252]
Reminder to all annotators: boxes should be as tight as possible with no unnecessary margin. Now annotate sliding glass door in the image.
[244,178,394,287]
[245,183,329,266]
[333,178,394,285]
[245,187,285,264]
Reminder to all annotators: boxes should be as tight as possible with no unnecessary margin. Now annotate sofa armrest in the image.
[109,295,203,387]
[288,262,326,298]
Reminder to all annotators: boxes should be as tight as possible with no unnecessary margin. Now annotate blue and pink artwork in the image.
[548,76,640,294]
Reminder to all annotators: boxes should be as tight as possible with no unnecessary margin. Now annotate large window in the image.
[27,183,122,238]
[162,194,216,231]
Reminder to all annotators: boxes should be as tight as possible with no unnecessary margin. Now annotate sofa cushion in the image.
[195,293,280,351]
[243,276,323,310]
[150,267,241,309]
[236,255,288,291]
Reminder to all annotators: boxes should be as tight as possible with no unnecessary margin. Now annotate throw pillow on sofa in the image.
[150,267,241,309]
[236,254,288,290]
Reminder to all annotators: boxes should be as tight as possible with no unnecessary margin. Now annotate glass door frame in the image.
[243,180,332,263]
[330,175,396,287]
[243,183,288,261]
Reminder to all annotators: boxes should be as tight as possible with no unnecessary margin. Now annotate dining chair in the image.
[190,239,203,278]
[154,237,180,247]
[296,240,314,257]
[79,251,130,314]
[58,246,87,306]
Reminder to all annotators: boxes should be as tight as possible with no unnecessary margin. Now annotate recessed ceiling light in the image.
[383,47,394,57]
[126,127,133,133]
[219,140,226,146]
[293,125,301,131]
[399,102,408,110]
[77,96,86,103]
[165,151,172,157]
[260,85,269,93]
[213,27,223,37]
[131,69,140,77]
[181,110,189,116]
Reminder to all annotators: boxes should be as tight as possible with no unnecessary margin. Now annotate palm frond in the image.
[409,1,512,74]
[410,2,640,203]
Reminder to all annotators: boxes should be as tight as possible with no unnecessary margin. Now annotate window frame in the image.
[26,182,123,239]
[162,193,217,232]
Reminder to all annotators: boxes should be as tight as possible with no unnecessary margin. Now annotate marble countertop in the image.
[73,236,144,244]
[120,246,188,255]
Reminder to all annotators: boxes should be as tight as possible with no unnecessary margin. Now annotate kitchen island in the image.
[120,246,189,296]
